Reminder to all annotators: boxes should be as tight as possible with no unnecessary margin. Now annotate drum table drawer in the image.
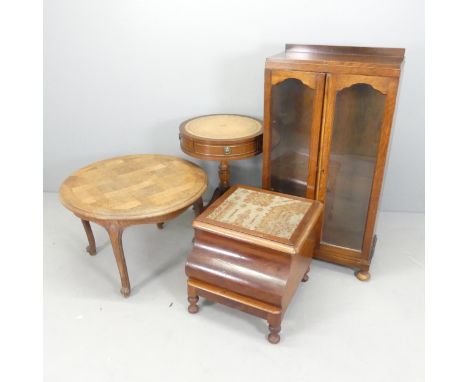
[191,140,260,159]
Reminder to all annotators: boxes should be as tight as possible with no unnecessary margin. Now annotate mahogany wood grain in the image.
[186,185,323,343]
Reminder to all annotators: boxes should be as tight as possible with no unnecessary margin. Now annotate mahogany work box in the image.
[185,184,323,343]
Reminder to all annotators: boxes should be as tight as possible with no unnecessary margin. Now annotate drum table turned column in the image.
[60,154,207,297]
[179,114,263,206]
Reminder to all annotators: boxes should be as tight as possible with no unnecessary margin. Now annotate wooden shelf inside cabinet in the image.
[262,44,405,280]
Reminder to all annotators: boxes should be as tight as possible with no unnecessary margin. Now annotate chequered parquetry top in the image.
[207,188,312,239]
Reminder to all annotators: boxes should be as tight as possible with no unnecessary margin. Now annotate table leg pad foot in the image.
[188,296,199,314]
[120,287,131,298]
[86,245,97,256]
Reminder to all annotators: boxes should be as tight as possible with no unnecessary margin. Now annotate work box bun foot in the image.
[267,314,282,344]
[187,285,199,313]
[188,296,199,314]
[267,324,281,344]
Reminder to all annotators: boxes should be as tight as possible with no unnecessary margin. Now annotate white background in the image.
[2,0,468,381]
[44,0,424,212]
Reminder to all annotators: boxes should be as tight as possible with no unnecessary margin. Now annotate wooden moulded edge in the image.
[179,114,264,145]
[265,44,405,77]
[284,44,405,59]
[192,220,296,254]
[188,278,281,315]
[59,155,209,221]
[193,184,324,255]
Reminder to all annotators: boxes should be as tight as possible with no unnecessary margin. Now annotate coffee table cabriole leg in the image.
[106,223,131,298]
[81,219,96,256]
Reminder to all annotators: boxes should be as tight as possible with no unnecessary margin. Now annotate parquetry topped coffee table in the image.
[60,154,207,297]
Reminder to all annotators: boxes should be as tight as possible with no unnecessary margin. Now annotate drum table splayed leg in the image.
[185,184,323,344]
[179,114,263,206]
[60,154,207,297]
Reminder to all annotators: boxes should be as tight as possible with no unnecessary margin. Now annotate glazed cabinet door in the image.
[262,70,326,198]
[317,74,399,261]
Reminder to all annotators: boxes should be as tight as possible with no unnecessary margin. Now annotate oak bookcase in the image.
[262,44,405,280]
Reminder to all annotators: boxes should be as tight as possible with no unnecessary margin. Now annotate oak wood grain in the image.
[60,155,208,297]
[262,44,404,279]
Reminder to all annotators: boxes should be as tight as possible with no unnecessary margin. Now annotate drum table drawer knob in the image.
[223,146,231,155]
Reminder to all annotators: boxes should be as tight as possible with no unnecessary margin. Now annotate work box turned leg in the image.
[81,219,96,256]
[267,314,282,344]
[187,284,199,314]
[107,224,131,298]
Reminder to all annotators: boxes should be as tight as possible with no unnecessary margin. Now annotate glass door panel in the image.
[269,77,317,196]
[322,83,386,250]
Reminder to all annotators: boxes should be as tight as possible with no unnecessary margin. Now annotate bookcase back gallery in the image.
[262,44,405,280]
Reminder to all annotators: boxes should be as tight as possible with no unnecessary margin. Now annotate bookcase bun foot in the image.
[355,270,371,282]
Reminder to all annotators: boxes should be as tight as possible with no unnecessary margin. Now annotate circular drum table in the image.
[179,114,263,205]
[60,154,207,297]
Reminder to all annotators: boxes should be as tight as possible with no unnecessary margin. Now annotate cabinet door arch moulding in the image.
[262,69,325,199]
[332,74,393,94]
[271,70,322,88]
